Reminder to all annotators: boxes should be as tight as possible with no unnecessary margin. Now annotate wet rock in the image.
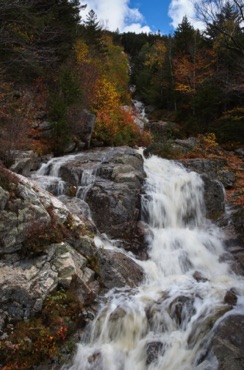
[88,351,102,369]
[187,306,231,348]
[193,271,209,282]
[224,289,237,305]
[178,158,240,222]
[85,147,145,245]
[31,147,146,254]
[109,307,127,321]
[202,174,225,220]
[210,315,244,370]
[169,295,195,327]
[97,249,144,290]
[146,341,165,365]
[231,206,244,235]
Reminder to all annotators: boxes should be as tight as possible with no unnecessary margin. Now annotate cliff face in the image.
[0,148,146,333]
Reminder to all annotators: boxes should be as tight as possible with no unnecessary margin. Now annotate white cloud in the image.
[80,0,152,33]
[168,0,205,30]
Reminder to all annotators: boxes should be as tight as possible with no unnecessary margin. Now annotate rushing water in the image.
[64,154,244,370]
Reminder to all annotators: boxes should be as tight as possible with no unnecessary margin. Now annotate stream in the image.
[32,151,244,370]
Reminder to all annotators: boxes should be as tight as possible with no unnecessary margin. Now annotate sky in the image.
[79,0,206,35]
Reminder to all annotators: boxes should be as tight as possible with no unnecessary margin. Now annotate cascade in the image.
[64,153,244,370]
[31,153,96,200]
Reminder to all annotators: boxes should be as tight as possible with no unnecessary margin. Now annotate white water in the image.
[31,154,96,200]
[67,155,244,370]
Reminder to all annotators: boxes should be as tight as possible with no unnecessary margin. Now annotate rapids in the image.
[64,154,244,370]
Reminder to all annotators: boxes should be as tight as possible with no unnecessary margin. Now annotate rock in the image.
[145,120,180,141]
[218,170,236,189]
[35,111,47,120]
[58,195,92,221]
[0,187,9,210]
[168,295,195,327]
[235,147,244,158]
[187,306,231,348]
[180,158,226,180]
[10,150,40,176]
[180,158,236,190]
[0,238,97,325]
[202,174,225,219]
[146,341,165,365]
[179,159,226,220]
[87,351,102,368]
[0,170,100,326]
[210,315,244,370]
[224,289,237,305]
[232,206,244,235]
[85,147,145,244]
[63,141,77,154]
[72,109,96,149]
[193,271,209,282]
[39,120,53,131]
[175,137,197,150]
[97,249,144,291]
[56,147,146,252]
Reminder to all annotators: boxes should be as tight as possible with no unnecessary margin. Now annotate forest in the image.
[0,0,243,166]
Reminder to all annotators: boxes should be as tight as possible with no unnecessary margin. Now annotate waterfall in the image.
[66,154,244,370]
[31,153,95,198]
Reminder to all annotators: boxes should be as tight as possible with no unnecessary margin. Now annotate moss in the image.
[0,288,85,369]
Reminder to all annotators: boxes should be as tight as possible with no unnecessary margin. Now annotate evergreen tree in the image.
[80,9,106,55]
[0,0,81,80]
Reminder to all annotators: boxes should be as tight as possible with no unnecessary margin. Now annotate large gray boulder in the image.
[209,315,244,370]
[96,249,144,291]
[57,147,146,255]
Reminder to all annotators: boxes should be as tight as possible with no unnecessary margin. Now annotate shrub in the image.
[0,288,85,369]
[94,107,153,147]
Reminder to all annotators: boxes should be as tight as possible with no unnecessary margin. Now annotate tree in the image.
[173,16,198,55]
[80,9,106,55]
[195,0,244,55]
[0,0,81,79]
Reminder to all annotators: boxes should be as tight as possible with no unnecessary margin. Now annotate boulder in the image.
[0,171,98,326]
[202,174,225,219]
[210,315,244,370]
[55,147,146,253]
[96,249,144,291]
[0,242,95,326]
[146,341,165,365]
[0,174,75,254]
[10,150,41,177]
[71,109,96,149]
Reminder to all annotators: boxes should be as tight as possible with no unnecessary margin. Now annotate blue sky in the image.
[80,0,205,35]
